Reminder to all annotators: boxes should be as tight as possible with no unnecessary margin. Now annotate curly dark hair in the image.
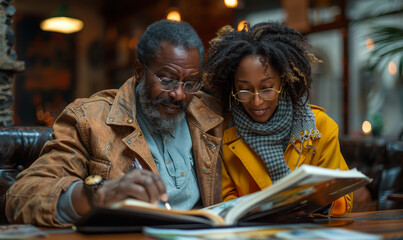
[136,19,204,68]
[204,21,320,114]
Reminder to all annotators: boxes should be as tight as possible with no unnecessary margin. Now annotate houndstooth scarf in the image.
[232,95,321,183]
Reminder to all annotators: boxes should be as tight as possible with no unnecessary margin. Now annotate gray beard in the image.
[137,77,187,133]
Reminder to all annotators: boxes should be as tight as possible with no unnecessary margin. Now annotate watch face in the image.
[85,175,104,186]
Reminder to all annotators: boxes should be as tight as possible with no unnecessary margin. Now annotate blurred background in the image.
[1,0,403,139]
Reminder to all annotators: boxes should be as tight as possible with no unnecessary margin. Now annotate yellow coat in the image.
[222,105,352,216]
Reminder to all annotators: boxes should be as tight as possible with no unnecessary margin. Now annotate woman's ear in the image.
[134,59,144,83]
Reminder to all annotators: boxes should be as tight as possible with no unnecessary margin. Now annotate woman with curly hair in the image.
[204,21,352,216]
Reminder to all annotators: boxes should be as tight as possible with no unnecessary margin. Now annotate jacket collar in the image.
[185,94,223,132]
[223,125,241,145]
[106,77,137,127]
[106,77,223,131]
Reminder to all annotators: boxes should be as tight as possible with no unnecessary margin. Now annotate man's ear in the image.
[134,59,144,83]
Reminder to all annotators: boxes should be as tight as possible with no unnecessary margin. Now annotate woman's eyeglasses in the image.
[232,87,281,102]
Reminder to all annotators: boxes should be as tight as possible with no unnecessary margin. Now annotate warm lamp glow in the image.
[388,61,397,75]
[40,16,83,34]
[365,37,374,50]
[362,120,372,135]
[237,20,248,31]
[167,10,181,21]
[224,0,238,8]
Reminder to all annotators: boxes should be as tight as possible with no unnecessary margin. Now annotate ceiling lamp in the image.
[224,0,238,8]
[40,4,84,34]
[166,8,181,21]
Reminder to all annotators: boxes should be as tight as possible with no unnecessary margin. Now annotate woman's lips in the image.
[250,108,268,116]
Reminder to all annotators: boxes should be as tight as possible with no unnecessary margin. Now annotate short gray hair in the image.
[136,20,204,68]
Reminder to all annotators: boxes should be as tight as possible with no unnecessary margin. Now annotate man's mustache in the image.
[154,97,187,109]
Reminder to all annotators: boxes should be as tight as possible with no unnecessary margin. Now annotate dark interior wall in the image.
[234,0,281,20]
[10,0,235,126]
[101,0,235,88]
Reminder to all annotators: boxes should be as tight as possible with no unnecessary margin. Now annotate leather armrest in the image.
[0,126,53,224]
[0,126,53,170]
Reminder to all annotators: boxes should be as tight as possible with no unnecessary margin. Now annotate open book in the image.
[74,165,371,233]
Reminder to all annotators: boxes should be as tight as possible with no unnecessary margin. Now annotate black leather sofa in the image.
[0,126,52,223]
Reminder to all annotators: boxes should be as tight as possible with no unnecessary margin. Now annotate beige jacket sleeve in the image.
[6,107,90,227]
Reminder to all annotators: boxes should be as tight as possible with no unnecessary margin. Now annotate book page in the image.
[144,224,323,239]
[144,223,381,240]
[222,165,370,224]
[201,195,253,218]
[0,225,48,239]
[111,199,226,226]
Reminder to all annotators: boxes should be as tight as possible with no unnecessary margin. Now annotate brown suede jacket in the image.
[6,77,224,227]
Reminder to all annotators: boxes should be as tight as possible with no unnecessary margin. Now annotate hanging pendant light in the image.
[166,8,181,21]
[40,4,83,34]
[224,0,238,8]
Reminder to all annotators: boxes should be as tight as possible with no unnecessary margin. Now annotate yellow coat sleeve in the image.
[311,108,353,215]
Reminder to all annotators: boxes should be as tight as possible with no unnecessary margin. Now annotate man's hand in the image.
[72,169,168,216]
[96,169,168,206]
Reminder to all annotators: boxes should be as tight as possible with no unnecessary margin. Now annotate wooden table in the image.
[313,209,403,239]
[24,209,403,239]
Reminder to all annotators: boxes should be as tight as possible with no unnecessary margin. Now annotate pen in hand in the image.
[131,158,171,210]
[133,157,143,170]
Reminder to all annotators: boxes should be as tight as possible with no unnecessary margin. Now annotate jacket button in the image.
[201,134,206,140]
[232,146,235,149]
[127,119,133,124]
[17,165,24,171]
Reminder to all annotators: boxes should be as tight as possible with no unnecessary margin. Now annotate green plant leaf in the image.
[369,25,403,77]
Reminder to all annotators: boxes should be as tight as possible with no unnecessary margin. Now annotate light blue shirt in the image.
[136,95,200,210]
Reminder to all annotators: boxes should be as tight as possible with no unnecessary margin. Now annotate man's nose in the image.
[168,82,186,101]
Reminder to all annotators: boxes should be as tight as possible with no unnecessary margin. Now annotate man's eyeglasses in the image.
[141,61,203,94]
[232,87,281,102]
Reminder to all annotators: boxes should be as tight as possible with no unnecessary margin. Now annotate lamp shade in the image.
[40,4,83,34]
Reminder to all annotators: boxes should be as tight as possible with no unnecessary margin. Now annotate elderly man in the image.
[6,20,223,227]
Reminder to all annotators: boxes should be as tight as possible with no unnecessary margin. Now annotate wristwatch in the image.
[83,175,105,207]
